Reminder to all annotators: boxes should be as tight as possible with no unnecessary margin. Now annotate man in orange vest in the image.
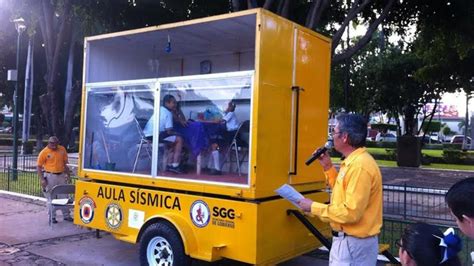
[37,136,72,223]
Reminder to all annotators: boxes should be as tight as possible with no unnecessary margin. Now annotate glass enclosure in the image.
[83,71,253,186]
[83,82,155,175]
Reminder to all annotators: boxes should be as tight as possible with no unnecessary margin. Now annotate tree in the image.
[413,0,474,148]
[0,0,200,146]
[232,0,400,65]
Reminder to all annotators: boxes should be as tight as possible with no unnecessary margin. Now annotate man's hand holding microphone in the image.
[298,140,333,211]
[304,140,333,169]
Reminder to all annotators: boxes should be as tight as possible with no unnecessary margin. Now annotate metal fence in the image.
[383,183,453,223]
[1,159,473,264]
[0,154,78,197]
[0,154,39,172]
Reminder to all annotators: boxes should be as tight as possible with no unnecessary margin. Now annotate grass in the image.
[332,149,474,171]
[0,171,43,197]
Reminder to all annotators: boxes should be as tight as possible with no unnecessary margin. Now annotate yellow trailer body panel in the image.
[75,180,329,264]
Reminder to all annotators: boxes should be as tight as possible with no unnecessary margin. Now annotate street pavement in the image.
[1,165,473,265]
[0,193,332,266]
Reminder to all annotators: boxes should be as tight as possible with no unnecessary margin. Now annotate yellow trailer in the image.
[75,8,331,265]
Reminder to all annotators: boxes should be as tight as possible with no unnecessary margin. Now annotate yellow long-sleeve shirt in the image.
[311,147,383,238]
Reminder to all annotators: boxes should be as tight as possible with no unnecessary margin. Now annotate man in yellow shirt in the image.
[299,114,382,265]
[37,136,72,223]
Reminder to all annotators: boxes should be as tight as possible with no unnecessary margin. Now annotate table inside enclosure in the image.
[176,121,226,174]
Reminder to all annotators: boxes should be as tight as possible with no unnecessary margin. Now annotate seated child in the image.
[206,100,239,175]
[398,222,462,266]
[446,177,474,239]
[143,95,185,174]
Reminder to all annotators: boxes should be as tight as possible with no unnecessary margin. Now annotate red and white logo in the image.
[79,196,95,224]
[190,200,210,228]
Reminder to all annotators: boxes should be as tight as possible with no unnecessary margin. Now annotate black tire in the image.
[139,221,191,266]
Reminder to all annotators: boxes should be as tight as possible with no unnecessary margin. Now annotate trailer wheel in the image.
[139,222,190,266]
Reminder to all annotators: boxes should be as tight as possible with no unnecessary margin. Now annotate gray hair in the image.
[336,114,367,148]
[48,136,59,143]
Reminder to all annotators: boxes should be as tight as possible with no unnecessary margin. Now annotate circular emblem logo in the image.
[105,203,123,229]
[79,196,95,224]
[190,200,210,228]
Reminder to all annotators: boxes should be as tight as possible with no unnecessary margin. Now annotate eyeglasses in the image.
[396,239,413,258]
[395,239,402,249]
[331,131,343,137]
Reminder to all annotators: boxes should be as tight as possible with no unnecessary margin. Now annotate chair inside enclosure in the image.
[132,117,152,173]
[49,184,75,227]
[222,120,250,176]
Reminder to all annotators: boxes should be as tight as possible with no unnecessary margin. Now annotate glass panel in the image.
[155,72,252,185]
[83,84,155,175]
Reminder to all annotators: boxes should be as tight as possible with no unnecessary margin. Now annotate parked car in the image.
[450,135,472,144]
[0,126,12,133]
[420,135,441,144]
[378,133,397,142]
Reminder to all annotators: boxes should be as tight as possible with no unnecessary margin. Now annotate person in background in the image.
[173,100,188,127]
[375,128,387,142]
[298,113,382,265]
[446,177,474,264]
[37,136,72,223]
[397,222,462,266]
[144,95,184,174]
[207,100,240,175]
[446,177,474,239]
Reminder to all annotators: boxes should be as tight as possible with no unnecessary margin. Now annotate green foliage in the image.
[385,149,397,161]
[22,141,34,154]
[442,150,468,164]
[420,121,441,134]
[366,141,397,149]
[442,124,453,136]
[443,143,463,150]
[371,123,397,132]
[413,0,474,95]
[331,40,438,133]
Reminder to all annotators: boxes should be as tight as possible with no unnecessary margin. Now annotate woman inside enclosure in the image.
[397,222,462,266]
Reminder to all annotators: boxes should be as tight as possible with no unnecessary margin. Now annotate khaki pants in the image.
[329,234,378,266]
[42,172,71,219]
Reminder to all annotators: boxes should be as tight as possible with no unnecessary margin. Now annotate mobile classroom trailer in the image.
[75,8,331,265]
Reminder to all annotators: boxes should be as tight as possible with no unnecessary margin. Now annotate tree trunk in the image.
[232,0,242,11]
[64,30,76,121]
[63,81,81,150]
[34,105,44,153]
[332,0,395,64]
[48,88,65,142]
[38,0,72,144]
[305,0,329,30]
[39,94,52,136]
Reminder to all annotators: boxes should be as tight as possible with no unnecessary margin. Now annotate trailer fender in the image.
[138,213,198,256]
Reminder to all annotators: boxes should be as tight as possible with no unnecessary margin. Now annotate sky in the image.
[442,92,473,118]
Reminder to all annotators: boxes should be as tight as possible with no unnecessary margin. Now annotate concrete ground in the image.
[0,193,334,266]
[2,164,472,265]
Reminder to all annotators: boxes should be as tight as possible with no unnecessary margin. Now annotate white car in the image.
[378,133,397,142]
[450,135,472,144]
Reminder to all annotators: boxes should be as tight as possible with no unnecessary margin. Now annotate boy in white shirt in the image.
[207,101,239,175]
[144,95,184,174]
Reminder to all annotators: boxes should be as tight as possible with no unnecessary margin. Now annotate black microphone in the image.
[305,140,333,166]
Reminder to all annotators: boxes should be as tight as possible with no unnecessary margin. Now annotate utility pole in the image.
[12,18,26,180]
